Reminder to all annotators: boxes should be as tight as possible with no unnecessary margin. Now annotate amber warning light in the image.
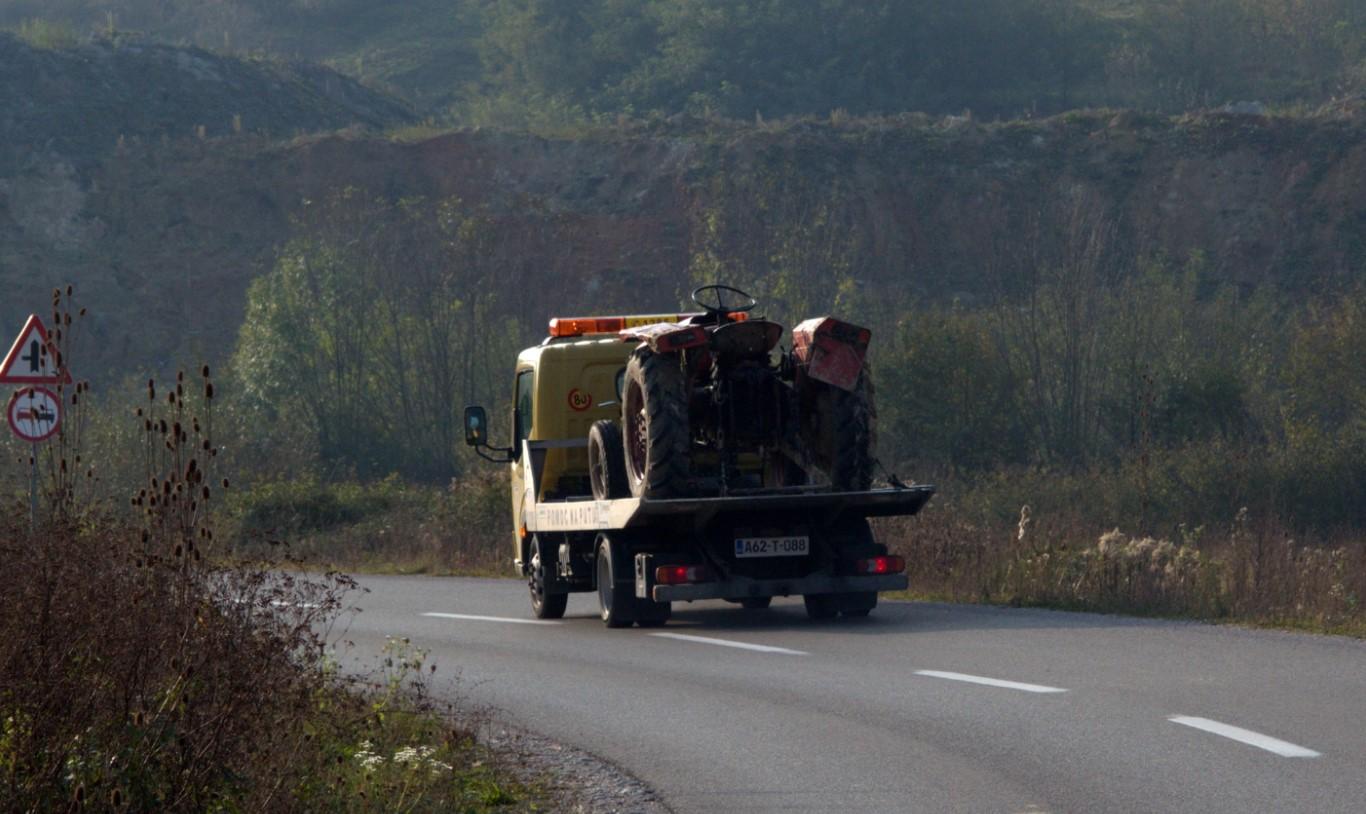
[548,312,750,338]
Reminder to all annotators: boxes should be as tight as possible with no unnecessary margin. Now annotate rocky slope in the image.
[1,34,1363,386]
[0,32,413,173]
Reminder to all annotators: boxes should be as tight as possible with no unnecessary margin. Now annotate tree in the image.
[232,189,517,481]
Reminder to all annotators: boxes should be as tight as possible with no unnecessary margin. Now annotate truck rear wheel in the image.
[596,535,635,628]
[588,419,629,499]
[623,350,690,499]
[528,536,568,620]
[803,593,840,620]
[839,592,878,617]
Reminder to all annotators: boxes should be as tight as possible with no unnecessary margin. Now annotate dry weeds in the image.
[881,506,1366,634]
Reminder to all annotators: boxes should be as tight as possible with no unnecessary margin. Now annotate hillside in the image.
[1,101,1364,387]
[0,32,413,173]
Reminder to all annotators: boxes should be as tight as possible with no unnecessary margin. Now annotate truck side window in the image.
[513,369,534,456]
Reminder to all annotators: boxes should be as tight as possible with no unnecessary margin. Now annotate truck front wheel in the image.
[528,536,568,619]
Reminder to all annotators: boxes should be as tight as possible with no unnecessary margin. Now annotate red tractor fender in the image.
[790,317,871,391]
[618,322,709,353]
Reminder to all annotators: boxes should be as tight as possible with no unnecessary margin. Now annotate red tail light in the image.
[655,565,711,585]
[854,555,905,575]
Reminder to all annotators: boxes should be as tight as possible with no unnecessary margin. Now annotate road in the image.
[336,575,1366,813]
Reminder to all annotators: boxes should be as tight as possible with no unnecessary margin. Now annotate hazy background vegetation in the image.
[4,1,1363,124]
[1,1,1363,625]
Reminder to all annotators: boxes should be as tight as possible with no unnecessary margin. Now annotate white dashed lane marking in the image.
[1168,716,1321,758]
[915,670,1068,694]
[649,632,808,655]
[422,612,563,626]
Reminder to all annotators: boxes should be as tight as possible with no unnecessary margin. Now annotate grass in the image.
[877,505,1366,637]
[223,473,510,576]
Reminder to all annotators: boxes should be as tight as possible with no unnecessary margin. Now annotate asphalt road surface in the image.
[336,575,1366,813]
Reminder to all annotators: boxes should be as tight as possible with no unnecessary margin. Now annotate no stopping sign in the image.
[7,387,61,442]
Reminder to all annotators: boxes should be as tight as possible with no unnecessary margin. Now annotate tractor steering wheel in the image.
[691,284,757,317]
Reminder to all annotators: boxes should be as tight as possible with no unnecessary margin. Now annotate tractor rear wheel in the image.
[623,350,690,499]
[803,372,875,491]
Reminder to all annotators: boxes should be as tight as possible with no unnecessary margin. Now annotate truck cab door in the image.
[509,368,535,571]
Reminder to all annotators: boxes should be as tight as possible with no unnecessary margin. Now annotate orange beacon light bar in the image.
[547,312,748,338]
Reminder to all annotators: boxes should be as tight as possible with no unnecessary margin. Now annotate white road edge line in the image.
[1168,716,1321,758]
[649,632,808,655]
[915,670,1068,694]
[422,612,563,626]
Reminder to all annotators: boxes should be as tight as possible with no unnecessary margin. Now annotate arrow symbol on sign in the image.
[22,341,40,373]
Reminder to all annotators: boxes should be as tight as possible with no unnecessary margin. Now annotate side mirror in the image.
[464,405,488,447]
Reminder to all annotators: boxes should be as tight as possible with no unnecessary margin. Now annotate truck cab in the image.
[506,336,634,568]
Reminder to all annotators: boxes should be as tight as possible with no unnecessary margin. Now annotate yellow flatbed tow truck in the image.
[465,289,935,627]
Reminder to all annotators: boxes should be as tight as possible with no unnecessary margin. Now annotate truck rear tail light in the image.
[854,555,905,575]
[655,564,711,585]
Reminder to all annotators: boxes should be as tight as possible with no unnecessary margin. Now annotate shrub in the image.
[13,19,79,50]
[226,473,510,574]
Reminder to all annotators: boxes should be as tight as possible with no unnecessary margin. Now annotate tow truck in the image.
[464,286,934,627]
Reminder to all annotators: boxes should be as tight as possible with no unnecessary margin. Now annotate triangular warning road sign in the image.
[0,315,72,385]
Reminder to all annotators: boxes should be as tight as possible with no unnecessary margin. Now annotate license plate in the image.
[734,536,810,558]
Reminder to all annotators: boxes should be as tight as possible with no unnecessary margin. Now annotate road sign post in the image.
[29,442,37,533]
[7,387,62,534]
[3,314,72,533]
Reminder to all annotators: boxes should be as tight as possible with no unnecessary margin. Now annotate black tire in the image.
[839,592,878,617]
[528,536,567,620]
[635,605,671,627]
[829,372,875,491]
[623,350,690,498]
[804,593,840,620]
[739,597,772,610]
[802,372,875,491]
[596,535,635,628]
[588,419,629,499]
[832,517,881,617]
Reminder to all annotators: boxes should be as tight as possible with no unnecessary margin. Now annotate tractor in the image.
[587,284,876,501]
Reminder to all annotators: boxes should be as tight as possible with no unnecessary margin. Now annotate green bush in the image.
[12,18,78,49]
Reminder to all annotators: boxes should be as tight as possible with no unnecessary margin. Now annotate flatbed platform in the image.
[528,485,937,533]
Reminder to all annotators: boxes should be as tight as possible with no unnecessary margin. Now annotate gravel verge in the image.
[486,726,672,814]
